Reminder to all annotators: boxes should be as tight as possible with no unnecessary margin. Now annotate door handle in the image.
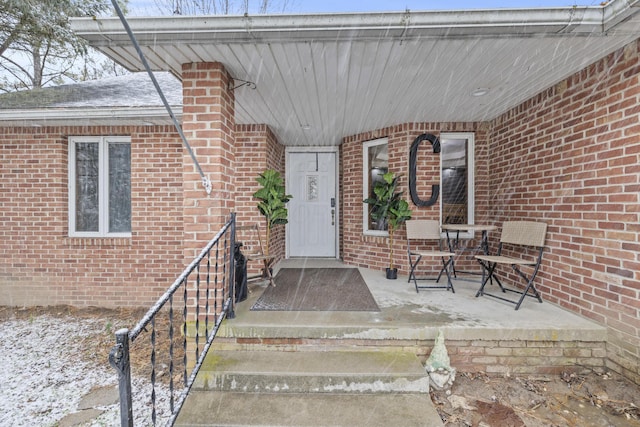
[331,209,335,226]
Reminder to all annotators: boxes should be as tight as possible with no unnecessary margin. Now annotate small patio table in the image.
[441,224,497,280]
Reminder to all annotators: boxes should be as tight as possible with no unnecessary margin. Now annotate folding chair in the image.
[236,224,275,287]
[474,221,547,310]
[406,220,455,293]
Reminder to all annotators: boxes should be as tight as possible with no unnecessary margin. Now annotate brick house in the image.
[1,4,639,384]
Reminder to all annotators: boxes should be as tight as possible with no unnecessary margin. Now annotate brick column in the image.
[180,62,236,348]
[182,62,236,260]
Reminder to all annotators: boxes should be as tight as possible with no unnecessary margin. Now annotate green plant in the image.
[253,169,292,256]
[105,320,113,335]
[364,171,412,270]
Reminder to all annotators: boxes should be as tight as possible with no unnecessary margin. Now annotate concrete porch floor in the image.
[225,257,606,345]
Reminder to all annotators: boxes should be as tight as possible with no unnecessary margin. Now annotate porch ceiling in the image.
[71,1,640,147]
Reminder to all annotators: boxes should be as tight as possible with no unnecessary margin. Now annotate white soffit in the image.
[71,1,640,146]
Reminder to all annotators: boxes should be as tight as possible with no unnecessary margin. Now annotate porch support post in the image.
[181,62,236,333]
[181,62,236,259]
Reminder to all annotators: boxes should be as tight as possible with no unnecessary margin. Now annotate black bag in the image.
[234,243,248,303]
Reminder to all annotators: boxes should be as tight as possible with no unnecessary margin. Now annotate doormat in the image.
[251,268,380,312]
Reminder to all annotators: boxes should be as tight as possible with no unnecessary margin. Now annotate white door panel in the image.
[288,152,336,257]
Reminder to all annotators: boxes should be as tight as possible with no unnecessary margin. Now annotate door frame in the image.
[285,146,340,259]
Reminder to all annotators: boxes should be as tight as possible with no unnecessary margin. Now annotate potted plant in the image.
[253,169,292,257]
[364,171,412,279]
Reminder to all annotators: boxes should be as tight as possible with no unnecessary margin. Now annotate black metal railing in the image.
[109,213,236,426]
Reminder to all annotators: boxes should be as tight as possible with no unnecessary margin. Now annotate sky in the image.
[128,0,603,16]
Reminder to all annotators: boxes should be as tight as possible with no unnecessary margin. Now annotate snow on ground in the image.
[0,314,171,426]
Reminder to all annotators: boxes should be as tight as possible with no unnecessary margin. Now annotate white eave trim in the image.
[604,0,640,32]
[0,106,182,125]
[71,5,622,45]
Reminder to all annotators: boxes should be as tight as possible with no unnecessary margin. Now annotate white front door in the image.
[287,151,337,257]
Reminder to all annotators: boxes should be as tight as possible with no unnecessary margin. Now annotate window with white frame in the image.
[362,137,389,235]
[440,132,474,228]
[68,136,131,237]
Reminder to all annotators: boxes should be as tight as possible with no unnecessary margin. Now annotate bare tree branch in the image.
[153,0,287,16]
[0,0,123,92]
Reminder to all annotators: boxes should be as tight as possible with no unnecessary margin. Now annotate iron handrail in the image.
[109,213,236,426]
[129,217,235,342]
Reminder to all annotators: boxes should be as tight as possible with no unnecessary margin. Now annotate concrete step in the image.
[175,391,443,426]
[194,349,430,394]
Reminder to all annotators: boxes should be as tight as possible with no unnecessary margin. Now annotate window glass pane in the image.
[108,143,131,233]
[441,138,468,224]
[75,142,99,232]
[366,141,388,231]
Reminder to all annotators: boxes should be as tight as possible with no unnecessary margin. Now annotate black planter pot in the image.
[386,267,398,280]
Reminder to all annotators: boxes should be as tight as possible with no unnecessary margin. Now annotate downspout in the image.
[109,0,212,195]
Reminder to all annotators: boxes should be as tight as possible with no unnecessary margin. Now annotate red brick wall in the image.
[0,120,284,308]
[341,123,490,275]
[0,125,185,308]
[235,124,286,275]
[487,39,640,383]
[235,125,271,227]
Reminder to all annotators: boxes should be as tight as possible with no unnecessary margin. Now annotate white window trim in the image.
[440,132,475,239]
[363,137,389,237]
[68,136,132,238]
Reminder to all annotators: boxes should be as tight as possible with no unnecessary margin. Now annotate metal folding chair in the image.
[406,220,455,293]
[474,221,547,310]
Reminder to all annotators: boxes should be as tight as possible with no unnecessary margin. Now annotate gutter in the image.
[72,6,613,44]
[0,106,181,126]
[603,0,640,32]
